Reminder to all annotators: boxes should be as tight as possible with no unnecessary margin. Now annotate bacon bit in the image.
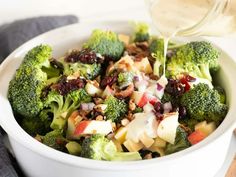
[93,97,104,105]
[95,115,104,121]
[115,83,134,98]
[129,99,136,111]
[149,73,160,81]
[126,111,134,121]
[126,42,149,61]
[135,42,149,50]
[51,76,86,95]
[179,124,192,135]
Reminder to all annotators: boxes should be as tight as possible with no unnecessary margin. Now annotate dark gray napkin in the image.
[0,15,78,63]
[0,15,78,177]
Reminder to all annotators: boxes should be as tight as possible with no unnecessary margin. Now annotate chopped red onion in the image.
[80,103,95,111]
[133,76,140,81]
[156,83,163,91]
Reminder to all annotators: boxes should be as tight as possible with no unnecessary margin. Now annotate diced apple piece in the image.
[188,130,207,145]
[131,91,158,108]
[85,81,102,96]
[157,112,179,144]
[73,120,112,136]
[114,127,128,144]
[102,85,114,98]
[111,138,123,152]
[67,111,83,139]
[134,57,153,74]
[153,136,167,148]
[66,141,82,155]
[195,121,216,136]
[139,132,154,148]
[118,34,130,45]
[113,55,136,73]
[123,139,144,152]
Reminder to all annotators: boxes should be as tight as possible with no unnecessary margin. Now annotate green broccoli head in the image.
[81,134,141,161]
[83,29,124,60]
[117,72,134,89]
[133,23,150,42]
[45,88,92,130]
[165,126,191,155]
[180,83,228,123]
[41,129,67,151]
[64,61,101,80]
[166,41,219,81]
[214,86,226,104]
[104,96,128,123]
[8,45,61,118]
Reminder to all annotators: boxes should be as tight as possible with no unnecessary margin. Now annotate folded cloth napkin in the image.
[0,15,78,63]
[0,15,78,177]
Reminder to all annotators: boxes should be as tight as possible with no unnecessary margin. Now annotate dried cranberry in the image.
[153,102,163,113]
[100,74,118,88]
[180,78,191,92]
[165,79,185,96]
[178,106,187,119]
[65,49,103,64]
[65,50,80,63]
[78,49,98,64]
[51,76,86,95]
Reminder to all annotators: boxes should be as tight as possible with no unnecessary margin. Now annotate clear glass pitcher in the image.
[145,0,236,37]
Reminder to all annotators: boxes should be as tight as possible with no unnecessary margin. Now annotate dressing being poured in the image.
[147,0,235,76]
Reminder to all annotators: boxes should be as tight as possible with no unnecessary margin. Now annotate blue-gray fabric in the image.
[0,15,78,177]
[0,15,78,63]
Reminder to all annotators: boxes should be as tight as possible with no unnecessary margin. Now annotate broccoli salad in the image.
[8,23,228,161]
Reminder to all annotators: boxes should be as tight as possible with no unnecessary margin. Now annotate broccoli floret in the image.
[81,134,141,161]
[180,83,228,123]
[117,72,134,89]
[132,106,143,114]
[149,38,165,76]
[8,45,61,118]
[45,89,92,130]
[179,118,199,131]
[41,129,67,151]
[214,86,226,104]
[165,126,191,155]
[104,96,128,123]
[149,38,164,59]
[63,61,101,80]
[166,41,219,81]
[83,29,124,60]
[133,23,150,42]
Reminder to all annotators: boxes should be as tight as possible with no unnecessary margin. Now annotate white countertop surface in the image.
[0,0,236,176]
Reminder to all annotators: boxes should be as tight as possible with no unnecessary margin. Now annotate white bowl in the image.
[0,21,236,177]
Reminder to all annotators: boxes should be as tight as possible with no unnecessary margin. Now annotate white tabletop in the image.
[0,0,236,176]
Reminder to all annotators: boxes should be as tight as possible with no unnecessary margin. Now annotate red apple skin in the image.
[74,121,90,135]
[137,93,158,107]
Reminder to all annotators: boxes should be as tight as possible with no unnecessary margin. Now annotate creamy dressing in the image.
[150,0,211,38]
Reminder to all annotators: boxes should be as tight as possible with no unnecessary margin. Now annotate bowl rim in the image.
[1,20,236,171]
